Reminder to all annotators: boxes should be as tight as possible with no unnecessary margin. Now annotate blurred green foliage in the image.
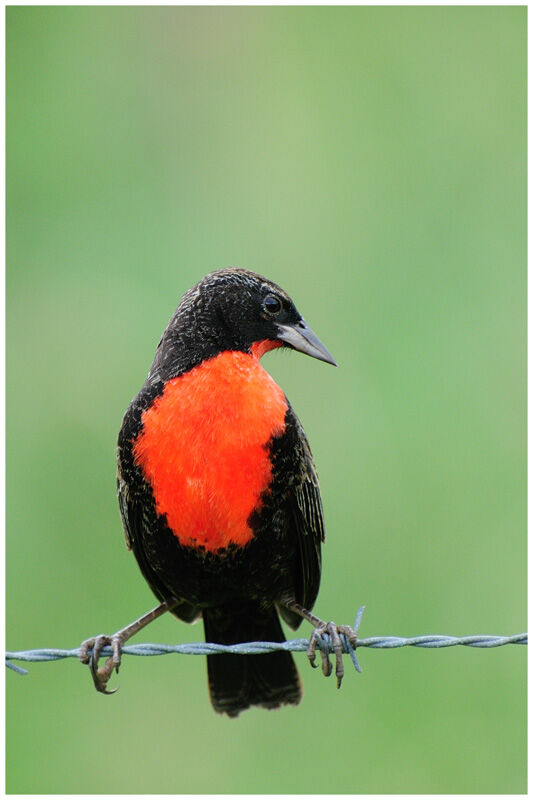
[7,6,526,793]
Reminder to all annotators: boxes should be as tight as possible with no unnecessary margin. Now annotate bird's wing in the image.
[277,405,325,629]
[117,456,168,601]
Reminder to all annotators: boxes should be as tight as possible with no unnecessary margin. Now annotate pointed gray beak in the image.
[277,320,337,366]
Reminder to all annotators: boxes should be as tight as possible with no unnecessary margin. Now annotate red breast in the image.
[132,344,287,552]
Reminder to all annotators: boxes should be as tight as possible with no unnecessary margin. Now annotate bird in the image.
[80,268,358,716]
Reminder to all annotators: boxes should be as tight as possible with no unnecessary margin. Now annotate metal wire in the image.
[6,614,527,678]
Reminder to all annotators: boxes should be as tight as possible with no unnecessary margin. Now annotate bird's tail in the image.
[202,602,302,717]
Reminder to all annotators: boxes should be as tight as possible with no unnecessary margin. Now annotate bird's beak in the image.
[277,320,337,366]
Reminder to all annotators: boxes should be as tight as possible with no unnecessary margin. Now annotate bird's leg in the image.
[281,599,360,688]
[79,599,178,694]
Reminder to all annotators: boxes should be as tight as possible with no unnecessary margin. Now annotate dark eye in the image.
[263,294,283,314]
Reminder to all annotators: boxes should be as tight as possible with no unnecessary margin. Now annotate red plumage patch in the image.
[133,347,288,552]
[250,340,282,359]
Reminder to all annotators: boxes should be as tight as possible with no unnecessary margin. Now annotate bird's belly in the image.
[133,351,288,552]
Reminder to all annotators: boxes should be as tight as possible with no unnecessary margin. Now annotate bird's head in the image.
[151,268,336,379]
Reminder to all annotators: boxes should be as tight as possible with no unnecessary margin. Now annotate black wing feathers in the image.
[277,407,324,629]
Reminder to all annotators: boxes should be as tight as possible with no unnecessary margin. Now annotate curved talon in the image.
[320,640,332,678]
[306,629,321,669]
[89,653,118,695]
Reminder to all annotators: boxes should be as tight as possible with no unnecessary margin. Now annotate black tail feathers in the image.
[203,602,302,718]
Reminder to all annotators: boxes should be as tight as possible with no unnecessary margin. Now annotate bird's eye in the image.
[263,294,283,314]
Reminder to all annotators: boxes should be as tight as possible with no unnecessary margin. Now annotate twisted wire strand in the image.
[6,632,527,676]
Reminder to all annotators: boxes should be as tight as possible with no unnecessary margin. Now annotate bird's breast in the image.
[132,350,288,552]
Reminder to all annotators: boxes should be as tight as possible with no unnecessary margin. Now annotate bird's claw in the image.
[307,621,359,688]
[79,633,124,695]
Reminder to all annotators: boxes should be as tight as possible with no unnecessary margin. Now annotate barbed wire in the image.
[6,631,527,676]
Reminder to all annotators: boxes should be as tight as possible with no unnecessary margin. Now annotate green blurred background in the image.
[7,6,526,794]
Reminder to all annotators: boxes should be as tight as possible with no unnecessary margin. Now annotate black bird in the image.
[80,268,358,716]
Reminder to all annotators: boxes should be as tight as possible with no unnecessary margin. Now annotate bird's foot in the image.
[79,632,125,695]
[307,622,356,688]
[78,601,175,695]
[307,607,365,688]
